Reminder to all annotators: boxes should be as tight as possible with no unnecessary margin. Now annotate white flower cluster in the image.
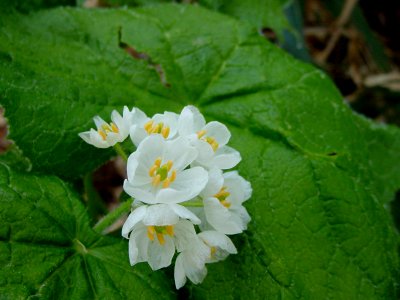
[79,105,252,289]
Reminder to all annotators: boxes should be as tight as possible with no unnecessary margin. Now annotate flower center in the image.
[197,130,219,151]
[147,225,174,245]
[144,120,170,138]
[213,186,231,208]
[98,122,119,140]
[148,157,177,188]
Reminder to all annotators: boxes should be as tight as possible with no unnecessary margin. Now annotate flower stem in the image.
[93,198,133,234]
[113,143,128,161]
[181,200,204,207]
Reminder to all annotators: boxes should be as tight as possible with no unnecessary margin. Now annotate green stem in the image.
[181,200,204,207]
[113,143,128,161]
[94,198,133,233]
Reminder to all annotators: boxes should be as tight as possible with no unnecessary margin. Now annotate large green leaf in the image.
[1,4,399,299]
[0,161,175,299]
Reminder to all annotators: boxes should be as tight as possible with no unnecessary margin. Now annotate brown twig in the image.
[316,0,359,63]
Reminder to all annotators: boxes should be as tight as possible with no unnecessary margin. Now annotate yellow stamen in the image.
[110,122,119,133]
[154,157,162,167]
[211,141,219,151]
[161,126,170,138]
[156,233,165,245]
[214,187,229,199]
[152,174,161,186]
[197,130,206,139]
[149,165,158,177]
[147,226,155,241]
[144,120,154,133]
[98,129,107,140]
[166,225,174,237]
[221,200,231,208]
[166,160,173,171]
[210,246,217,258]
[162,178,171,188]
[170,170,177,182]
[102,124,111,132]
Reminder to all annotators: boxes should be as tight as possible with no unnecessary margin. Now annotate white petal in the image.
[168,167,208,201]
[203,121,231,147]
[223,171,252,204]
[198,231,237,263]
[212,146,241,169]
[232,205,251,230]
[192,139,214,164]
[174,254,187,289]
[122,205,148,238]
[152,111,179,139]
[123,180,157,204]
[142,204,180,226]
[164,137,198,170]
[126,151,139,182]
[170,204,201,224]
[200,168,223,198]
[204,198,243,234]
[93,115,106,128]
[147,236,175,270]
[198,231,237,254]
[79,129,109,148]
[130,125,149,147]
[129,107,148,126]
[136,135,166,168]
[173,220,197,252]
[128,224,149,265]
[178,106,206,137]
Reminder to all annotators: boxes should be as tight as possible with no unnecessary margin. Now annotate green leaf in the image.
[1,5,399,298]
[0,162,175,299]
[0,144,31,172]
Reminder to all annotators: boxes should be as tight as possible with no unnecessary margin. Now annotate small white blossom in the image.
[200,169,252,235]
[178,106,241,169]
[123,135,208,204]
[174,231,237,289]
[130,109,179,146]
[124,219,197,270]
[79,106,137,148]
[121,203,201,237]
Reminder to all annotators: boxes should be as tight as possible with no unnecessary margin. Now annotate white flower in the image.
[200,169,252,235]
[130,109,179,146]
[79,106,137,148]
[121,203,201,237]
[123,135,208,204]
[123,219,197,270]
[178,106,241,169]
[174,231,237,289]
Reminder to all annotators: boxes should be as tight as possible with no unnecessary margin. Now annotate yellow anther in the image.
[161,126,170,138]
[220,200,231,208]
[154,157,162,167]
[211,141,219,151]
[152,174,161,186]
[166,225,174,237]
[101,124,111,132]
[110,122,119,133]
[205,137,219,151]
[156,233,165,245]
[210,246,217,258]
[197,130,206,138]
[149,165,158,177]
[162,178,171,188]
[170,170,177,183]
[144,120,154,133]
[166,160,173,171]
[98,129,107,140]
[214,186,230,199]
[147,226,155,241]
